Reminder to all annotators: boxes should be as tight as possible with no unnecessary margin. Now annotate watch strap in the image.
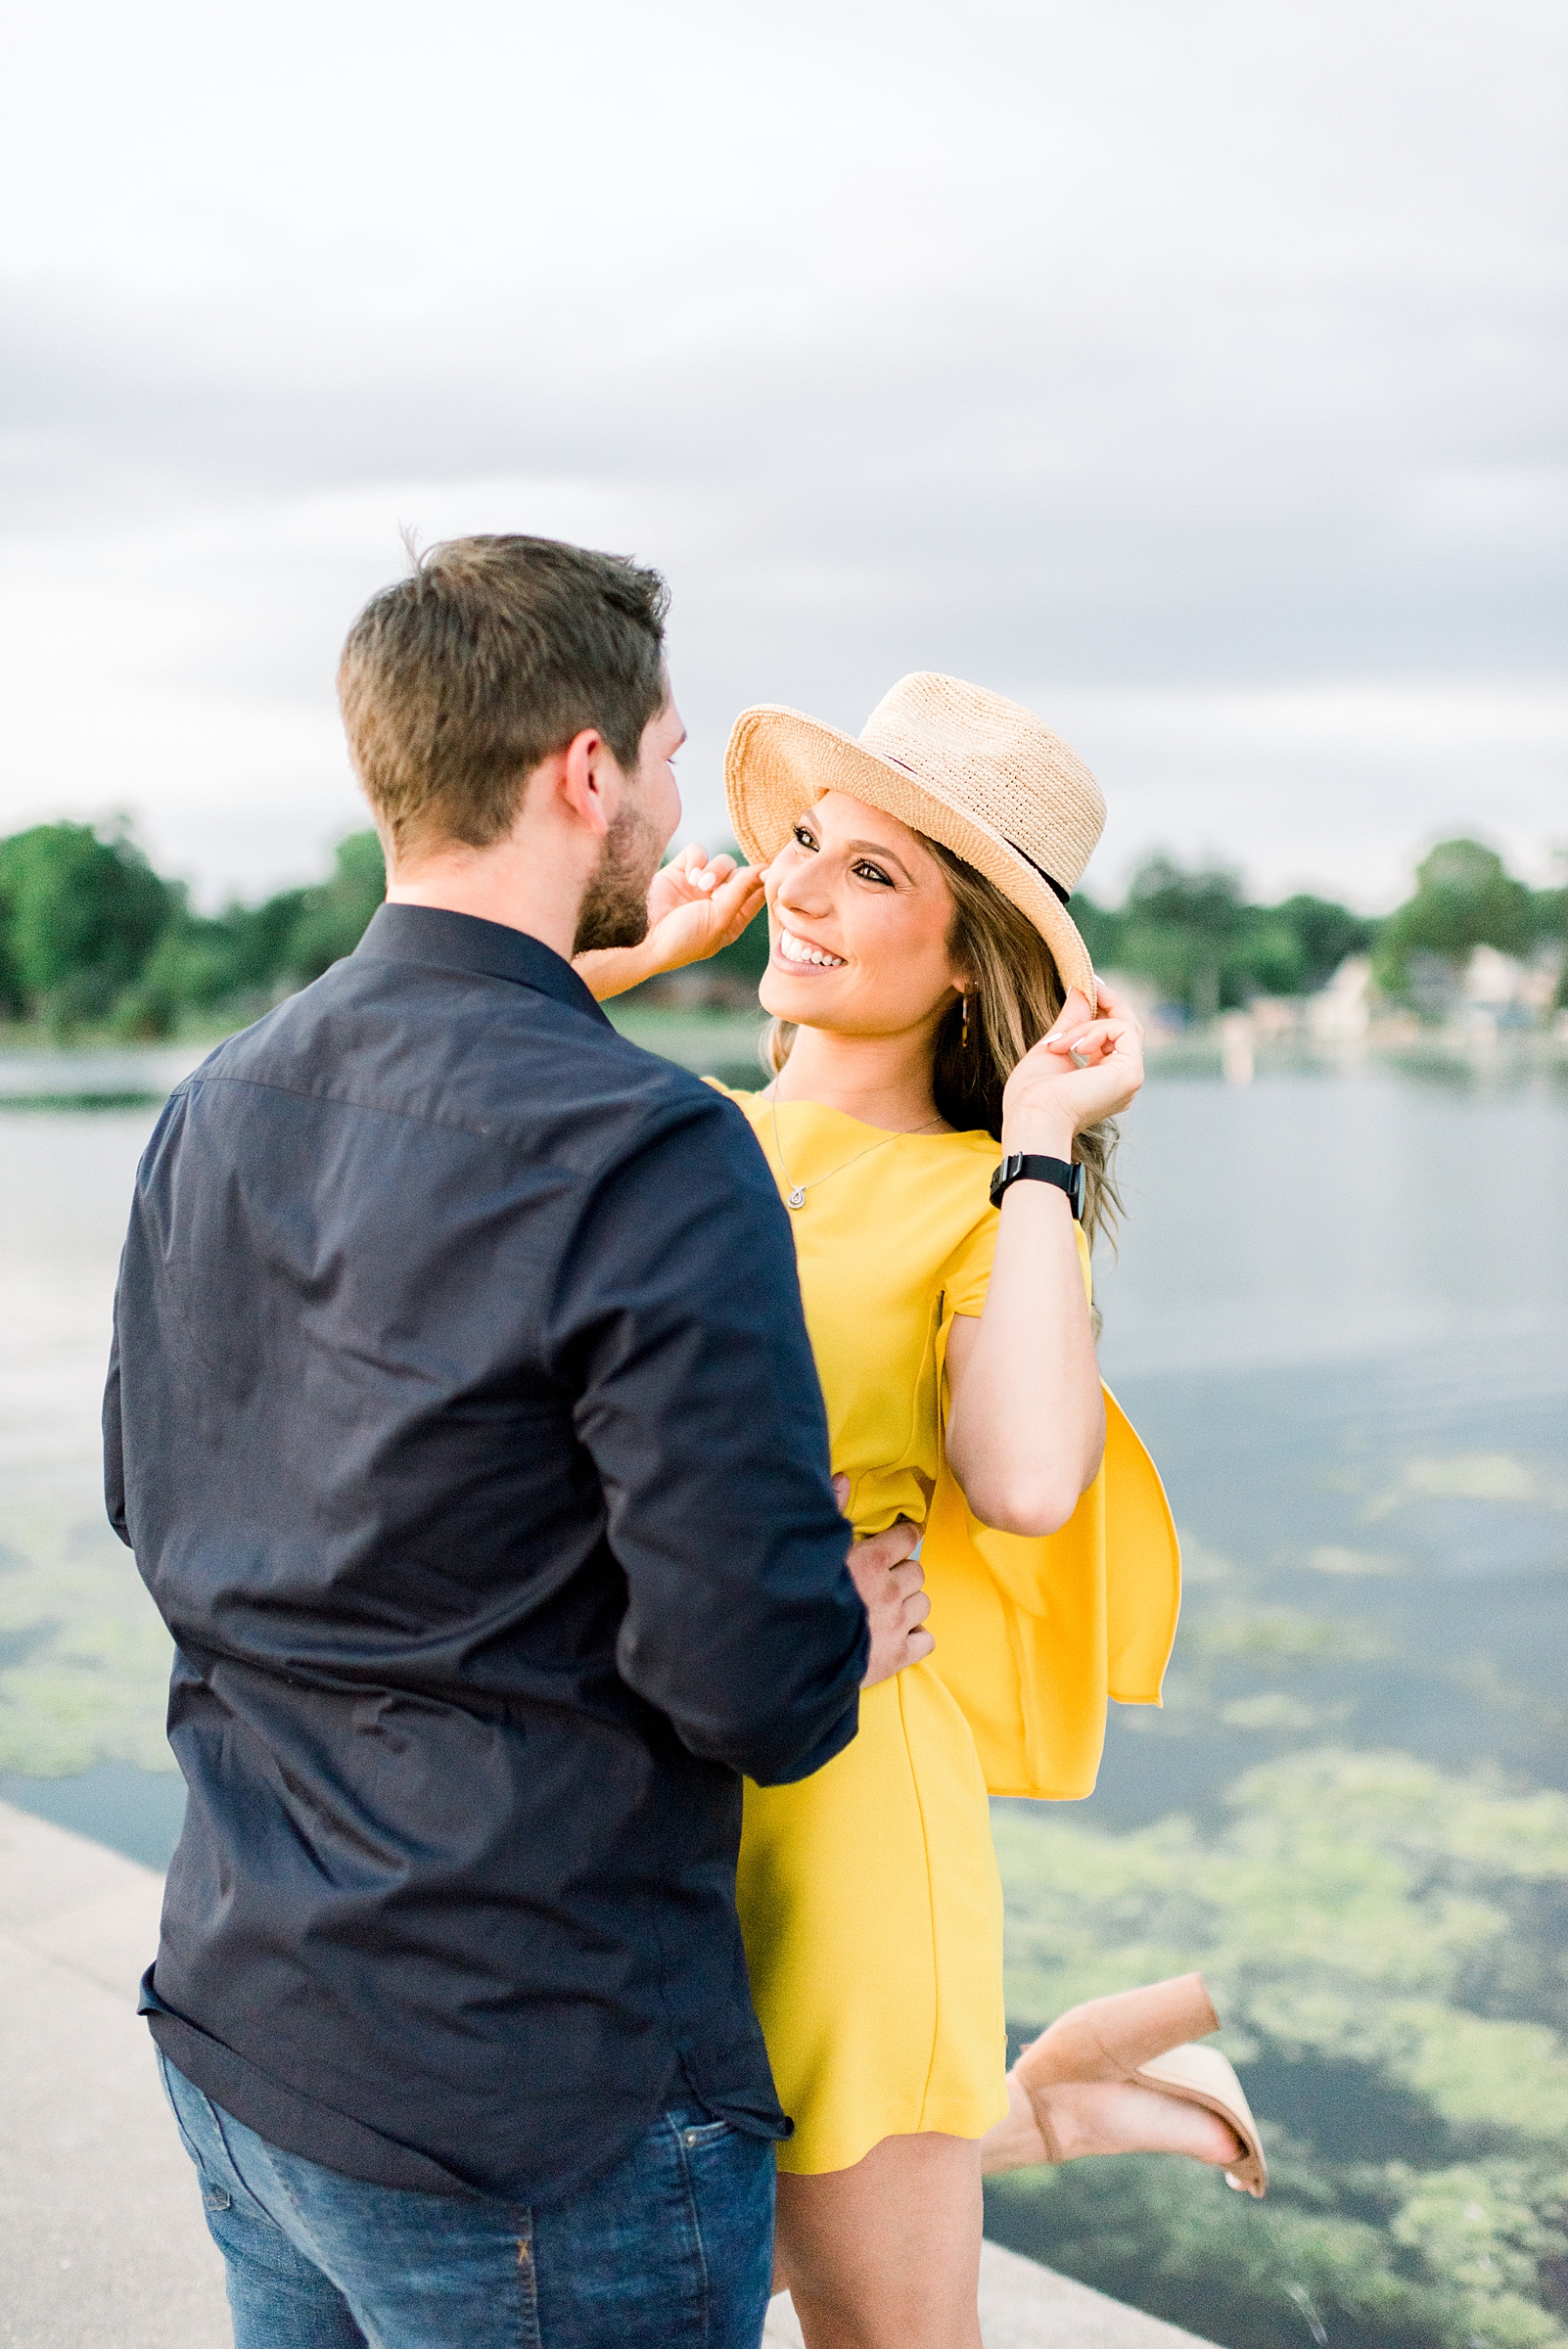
[989,1152,1084,1221]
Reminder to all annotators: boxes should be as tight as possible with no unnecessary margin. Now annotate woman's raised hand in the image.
[999,975,1145,1154]
[642,845,766,963]
[576,848,768,1002]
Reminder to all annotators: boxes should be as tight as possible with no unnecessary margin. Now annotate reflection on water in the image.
[3,1057,1566,2347]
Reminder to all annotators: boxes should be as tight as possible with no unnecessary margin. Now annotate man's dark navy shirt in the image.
[105,903,866,2202]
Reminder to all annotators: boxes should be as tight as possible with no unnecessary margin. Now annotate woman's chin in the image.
[760,971,843,1023]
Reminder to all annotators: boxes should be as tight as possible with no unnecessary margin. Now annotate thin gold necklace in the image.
[766,1088,947,1211]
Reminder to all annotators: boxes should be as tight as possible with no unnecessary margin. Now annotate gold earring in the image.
[960,992,971,1049]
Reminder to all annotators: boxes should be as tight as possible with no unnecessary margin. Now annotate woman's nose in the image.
[773,862,829,918]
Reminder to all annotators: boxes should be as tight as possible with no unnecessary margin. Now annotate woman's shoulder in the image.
[931,1131,1000,1240]
[945,1126,1001,1162]
[876,1129,999,1267]
[702,1077,762,1115]
[931,1126,1003,1185]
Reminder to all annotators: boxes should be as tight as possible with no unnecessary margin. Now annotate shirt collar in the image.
[353,902,612,1027]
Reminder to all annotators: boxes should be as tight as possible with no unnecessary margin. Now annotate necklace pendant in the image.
[787,1185,807,1210]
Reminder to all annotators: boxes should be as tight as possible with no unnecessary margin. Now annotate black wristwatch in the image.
[990,1153,1084,1221]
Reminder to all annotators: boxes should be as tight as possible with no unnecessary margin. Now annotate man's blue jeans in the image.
[158,2050,776,2349]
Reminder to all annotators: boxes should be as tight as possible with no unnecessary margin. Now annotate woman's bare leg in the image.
[775,2132,984,2349]
[767,2094,1240,2345]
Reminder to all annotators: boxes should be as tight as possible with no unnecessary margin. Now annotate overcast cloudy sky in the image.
[2,0,1563,909]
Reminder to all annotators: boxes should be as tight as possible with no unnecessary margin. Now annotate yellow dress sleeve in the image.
[923,1214,1182,1800]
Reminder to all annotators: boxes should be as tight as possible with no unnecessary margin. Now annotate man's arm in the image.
[549,1090,868,1785]
[103,1322,131,1548]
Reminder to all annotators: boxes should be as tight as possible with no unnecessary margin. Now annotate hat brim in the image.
[724,705,1097,1007]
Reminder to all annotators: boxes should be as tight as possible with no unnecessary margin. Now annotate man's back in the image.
[109,903,864,2199]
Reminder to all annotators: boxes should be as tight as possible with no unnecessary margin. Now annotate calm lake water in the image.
[3,1046,1564,1854]
[1092,1064,1568,1824]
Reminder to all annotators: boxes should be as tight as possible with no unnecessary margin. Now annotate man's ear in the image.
[559,728,616,842]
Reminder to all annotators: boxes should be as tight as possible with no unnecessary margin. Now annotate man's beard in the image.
[572,798,663,954]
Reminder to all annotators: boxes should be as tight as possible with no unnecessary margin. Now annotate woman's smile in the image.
[773,925,848,972]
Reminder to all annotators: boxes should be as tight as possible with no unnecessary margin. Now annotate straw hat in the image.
[724,672,1104,1005]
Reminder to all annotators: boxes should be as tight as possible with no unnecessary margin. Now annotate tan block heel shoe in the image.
[1013,1973,1268,2199]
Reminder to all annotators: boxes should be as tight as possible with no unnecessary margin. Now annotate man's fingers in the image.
[856,1516,921,1566]
[848,1510,935,1688]
[870,1575,927,1624]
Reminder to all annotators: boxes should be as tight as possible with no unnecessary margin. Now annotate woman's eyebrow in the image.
[844,838,915,880]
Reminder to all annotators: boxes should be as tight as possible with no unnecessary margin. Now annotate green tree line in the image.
[0,817,1562,1040]
[0,822,387,1039]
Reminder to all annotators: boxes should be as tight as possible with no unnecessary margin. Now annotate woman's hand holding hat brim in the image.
[1001,976,1147,1150]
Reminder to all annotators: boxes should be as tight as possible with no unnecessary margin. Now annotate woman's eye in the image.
[792,826,817,852]
[853,861,894,887]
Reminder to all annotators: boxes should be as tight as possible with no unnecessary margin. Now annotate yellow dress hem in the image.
[775,2082,1011,2176]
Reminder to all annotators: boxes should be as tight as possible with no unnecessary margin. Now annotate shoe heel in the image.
[1016,1973,1220,2089]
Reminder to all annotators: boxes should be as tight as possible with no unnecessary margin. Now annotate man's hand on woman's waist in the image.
[833,1478,934,1688]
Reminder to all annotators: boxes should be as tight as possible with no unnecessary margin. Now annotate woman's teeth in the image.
[778,930,846,970]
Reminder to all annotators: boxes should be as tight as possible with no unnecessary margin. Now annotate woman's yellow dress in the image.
[720,1093,1182,2176]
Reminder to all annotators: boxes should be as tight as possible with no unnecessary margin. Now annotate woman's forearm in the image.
[945,984,1144,1537]
[573,942,662,1001]
[945,1180,1105,1539]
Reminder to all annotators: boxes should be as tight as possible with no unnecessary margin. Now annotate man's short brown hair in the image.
[338,535,670,858]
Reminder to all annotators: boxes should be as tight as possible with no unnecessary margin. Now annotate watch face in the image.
[1069,1162,1085,1219]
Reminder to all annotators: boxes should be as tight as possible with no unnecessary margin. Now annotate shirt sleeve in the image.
[545,1084,867,1786]
[102,1323,131,1546]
